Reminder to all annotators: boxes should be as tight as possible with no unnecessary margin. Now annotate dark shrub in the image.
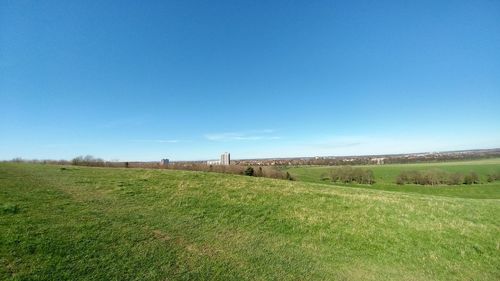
[329,166,375,184]
[486,171,500,182]
[244,167,254,176]
[487,175,494,182]
[464,172,479,185]
[448,173,464,185]
[396,175,405,185]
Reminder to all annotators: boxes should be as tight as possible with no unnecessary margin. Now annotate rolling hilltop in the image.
[1,163,499,280]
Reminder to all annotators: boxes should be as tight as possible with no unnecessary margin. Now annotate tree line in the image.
[396,169,481,185]
[65,156,295,181]
[161,163,294,180]
[326,166,375,184]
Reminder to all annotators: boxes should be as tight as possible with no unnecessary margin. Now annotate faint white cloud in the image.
[204,129,280,141]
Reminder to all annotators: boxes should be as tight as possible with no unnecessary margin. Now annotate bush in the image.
[396,170,481,185]
[486,171,500,182]
[448,172,464,185]
[329,166,375,184]
[396,175,405,185]
[464,172,479,185]
[255,167,264,177]
[244,167,254,176]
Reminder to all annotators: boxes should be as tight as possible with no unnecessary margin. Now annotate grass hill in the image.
[1,163,499,280]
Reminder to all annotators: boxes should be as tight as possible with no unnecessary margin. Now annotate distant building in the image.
[207,152,231,165]
[371,157,385,165]
[207,160,221,165]
[221,152,230,165]
[160,158,169,166]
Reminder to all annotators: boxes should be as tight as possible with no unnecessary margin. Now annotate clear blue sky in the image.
[1,0,499,161]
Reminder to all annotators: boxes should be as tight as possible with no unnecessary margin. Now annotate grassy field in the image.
[285,158,500,199]
[1,163,499,280]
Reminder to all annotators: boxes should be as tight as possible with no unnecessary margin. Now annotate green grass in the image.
[285,158,500,199]
[1,163,499,280]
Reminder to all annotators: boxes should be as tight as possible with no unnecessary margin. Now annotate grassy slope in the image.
[1,163,499,280]
[285,158,500,199]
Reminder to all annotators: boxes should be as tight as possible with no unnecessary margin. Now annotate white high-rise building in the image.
[206,152,230,165]
[220,152,230,165]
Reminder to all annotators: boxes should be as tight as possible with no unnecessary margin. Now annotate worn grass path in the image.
[1,163,499,280]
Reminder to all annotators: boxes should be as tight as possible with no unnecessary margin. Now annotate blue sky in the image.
[1,0,499,161]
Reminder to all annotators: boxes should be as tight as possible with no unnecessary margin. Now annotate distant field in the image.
[1,163,499,280]
[285,158,500,199]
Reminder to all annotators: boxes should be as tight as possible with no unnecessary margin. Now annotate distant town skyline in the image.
[1,0,499,161]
